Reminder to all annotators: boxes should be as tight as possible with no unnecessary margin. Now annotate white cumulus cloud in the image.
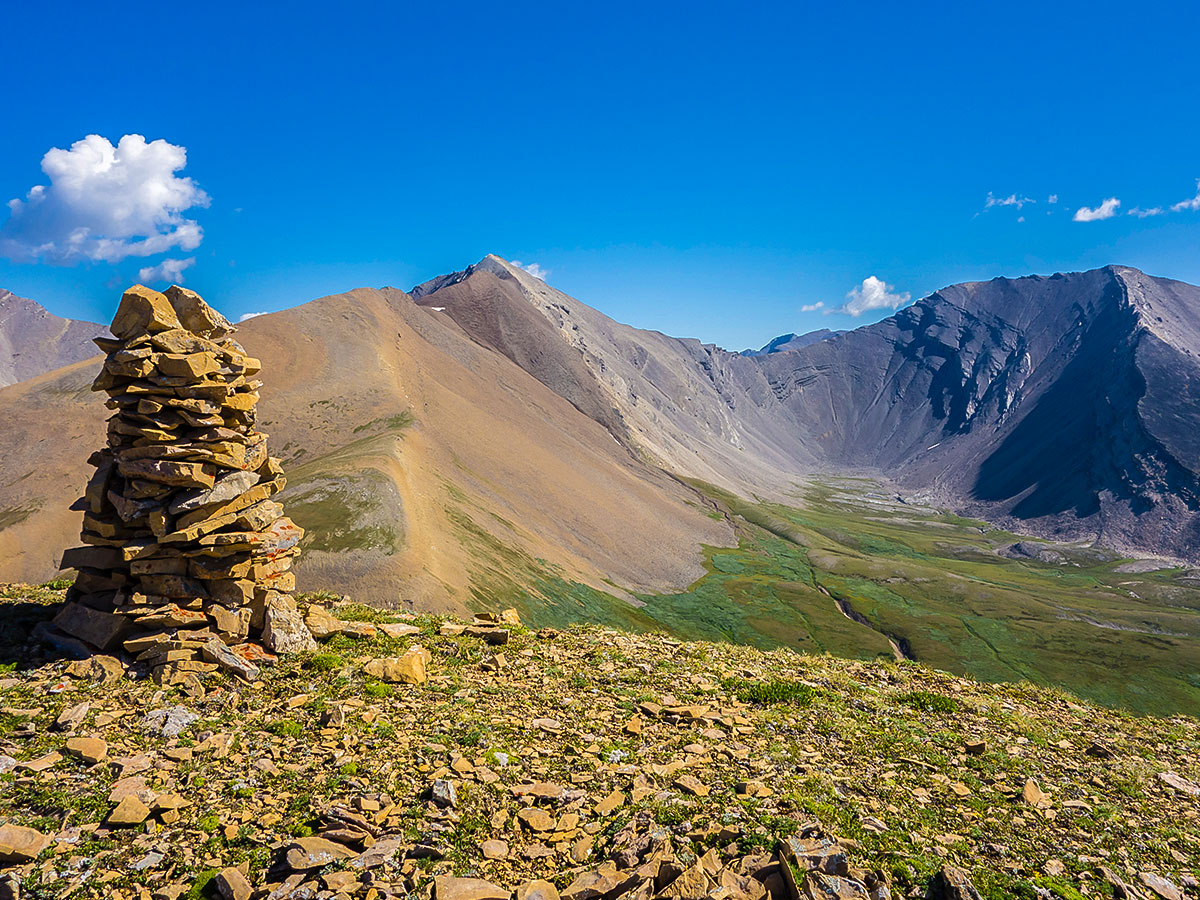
[511,260,550,281]
[137,257,195,285]
[836,276,911,317]
[238,311,266,322]
[800,301,824,312]
[1170,179,1200,212]
[1048,194,1059,204]
[1073,197,1121,222]
[0,134,209,265]
[1128,206,1164,219]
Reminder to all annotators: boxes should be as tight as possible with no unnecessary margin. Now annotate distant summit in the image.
[0,289,103,387]
[409,254,515,300]
[741,329,840,356]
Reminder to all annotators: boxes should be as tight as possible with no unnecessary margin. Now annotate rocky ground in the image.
[0,583,1198,900]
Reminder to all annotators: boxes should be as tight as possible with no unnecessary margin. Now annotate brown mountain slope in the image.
[0,285,730,612]
[0,358,104,578]
[0,288,104,387]
[412,256,818,495]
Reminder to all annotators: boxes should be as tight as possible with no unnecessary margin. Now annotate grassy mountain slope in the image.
[0,358,106,580]
[420,260,1200,564]
[3,264,1200,715]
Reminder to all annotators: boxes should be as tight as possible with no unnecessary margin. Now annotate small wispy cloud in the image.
[834,276,911,317]
[985,178,1198,225]
[511,260,550,281]
[984,192,1035,211]
[238,311,266,322]
[1073,197,1121,222]
[800,301,824,312]
[137,257,195,285]
[1170,179,1200,212]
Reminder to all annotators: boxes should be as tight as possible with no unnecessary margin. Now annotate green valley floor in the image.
[451,477,1200,717]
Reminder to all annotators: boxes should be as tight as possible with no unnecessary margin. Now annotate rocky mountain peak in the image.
[409,254,518,301]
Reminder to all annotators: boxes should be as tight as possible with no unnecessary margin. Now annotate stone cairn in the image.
[42,284,317,684]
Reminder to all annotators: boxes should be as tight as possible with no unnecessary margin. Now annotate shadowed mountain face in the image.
[0,289,104,387]
[754,266,1200,556]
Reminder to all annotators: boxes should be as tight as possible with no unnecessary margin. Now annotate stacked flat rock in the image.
[46,284,315,684]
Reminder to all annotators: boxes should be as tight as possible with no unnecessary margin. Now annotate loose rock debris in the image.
[0,586,1197,899]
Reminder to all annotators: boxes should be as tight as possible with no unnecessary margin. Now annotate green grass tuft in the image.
[362,680,393,698]
[185,869,218,900]
[305,652,345,673]
[727,677,817,706]
[267,719,303,738]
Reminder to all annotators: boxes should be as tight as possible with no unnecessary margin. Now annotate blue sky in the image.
[2,0,1199,351]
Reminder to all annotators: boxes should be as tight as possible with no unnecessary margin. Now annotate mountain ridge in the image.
[410,258,1200,563]
[0,288,104,387]
[1,257,1198,607]
[0,278,732,611]
[740,329,840,356]
[757,264,1200,558]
